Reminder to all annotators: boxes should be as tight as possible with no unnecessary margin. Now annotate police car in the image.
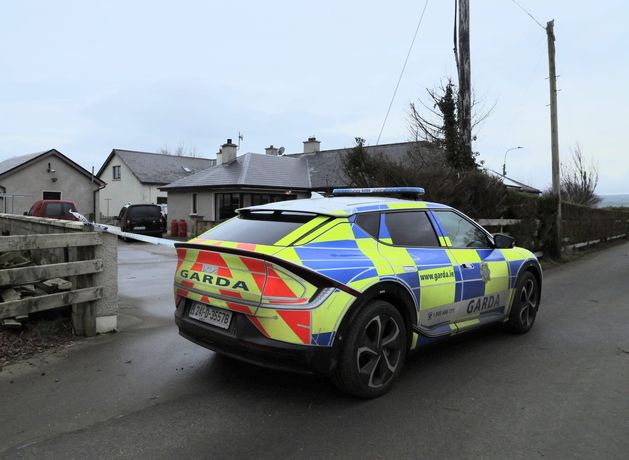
[173,187,542,398]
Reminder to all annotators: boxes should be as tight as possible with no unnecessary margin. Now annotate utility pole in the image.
[457,0,473,159]
[546,19,562,257]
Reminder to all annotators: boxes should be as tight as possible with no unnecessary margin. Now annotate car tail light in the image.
[259,262,335,310]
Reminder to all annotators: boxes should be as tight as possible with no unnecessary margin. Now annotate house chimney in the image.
[303,136,320,154]
[265,145,279,156]
[220,138,237,164]
[215,150,222,165]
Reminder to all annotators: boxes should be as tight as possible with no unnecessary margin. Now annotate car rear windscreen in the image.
[44,202,75,217]
[200,211,317,245]
[128,205,162,218]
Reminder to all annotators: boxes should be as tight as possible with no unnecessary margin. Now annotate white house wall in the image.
[98,155,168,220]
[0,155,97,216]
[166,191,215,236]
[166,189,310,238]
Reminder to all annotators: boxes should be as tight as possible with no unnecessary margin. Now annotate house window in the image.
[250,193,297,206]
[42,191,61,200]
[192,193,198,214]
[216,193,241,220]
[251,194,271,206]
[112,165,121,180]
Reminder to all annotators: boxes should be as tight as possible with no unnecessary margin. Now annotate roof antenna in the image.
[237,132,244,150]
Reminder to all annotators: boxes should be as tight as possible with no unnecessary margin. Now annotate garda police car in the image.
[174,187,542,398]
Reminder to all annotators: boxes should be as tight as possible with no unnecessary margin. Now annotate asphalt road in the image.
[1,240,628,459]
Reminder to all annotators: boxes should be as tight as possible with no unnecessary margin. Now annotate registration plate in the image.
[188,302,232,329]
[133,226,146,230]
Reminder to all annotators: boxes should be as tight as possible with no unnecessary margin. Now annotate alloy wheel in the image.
[518,278,538,328]
[355,314,403,389]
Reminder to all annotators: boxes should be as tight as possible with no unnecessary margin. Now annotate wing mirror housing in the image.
[493,233,515,249]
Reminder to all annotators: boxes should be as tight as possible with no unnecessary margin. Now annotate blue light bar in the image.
[332,187,425,197]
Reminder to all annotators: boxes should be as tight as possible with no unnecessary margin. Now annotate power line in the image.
[376,0,430,145]
[510,0,545,30]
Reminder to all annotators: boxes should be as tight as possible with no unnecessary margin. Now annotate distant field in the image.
[597,194,629,208]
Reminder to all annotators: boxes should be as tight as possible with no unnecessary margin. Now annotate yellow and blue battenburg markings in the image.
[176,197,539,350]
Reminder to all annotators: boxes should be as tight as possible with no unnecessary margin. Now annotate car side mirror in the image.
[493,233,515,249]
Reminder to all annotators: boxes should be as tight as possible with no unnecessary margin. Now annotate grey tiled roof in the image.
[485,168,542,194]
[161,142,440,190]
[0,149,106,185]
[0,151,49,176]
[100,149,215,184]
[302,141,439,189]
[162,153,310,189]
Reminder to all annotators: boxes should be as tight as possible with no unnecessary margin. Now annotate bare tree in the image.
[158,143,197,157]
[560,144,600,206]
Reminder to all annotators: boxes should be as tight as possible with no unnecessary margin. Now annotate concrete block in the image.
[96,315,117,333]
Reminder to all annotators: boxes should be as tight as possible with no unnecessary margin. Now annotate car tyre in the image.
[333,300,407,398]
[506,271,540,333]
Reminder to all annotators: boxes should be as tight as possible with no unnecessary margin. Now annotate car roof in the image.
[35,200,75,204]
[238,195,451,217]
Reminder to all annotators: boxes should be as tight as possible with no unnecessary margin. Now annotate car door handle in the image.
[461,263,475,269]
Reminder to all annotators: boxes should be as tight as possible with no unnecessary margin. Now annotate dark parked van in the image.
[117,204,165,238]
[26,200,79,221]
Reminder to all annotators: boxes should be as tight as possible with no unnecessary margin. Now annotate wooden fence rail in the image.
[0,232,106,333]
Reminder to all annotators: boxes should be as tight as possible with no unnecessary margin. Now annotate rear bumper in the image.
[175,302,337,375]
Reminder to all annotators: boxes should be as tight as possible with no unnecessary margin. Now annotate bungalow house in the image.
[96,149,214,221]
[0,149,105,218]
[161,140,311,234]
[161,137,440,236]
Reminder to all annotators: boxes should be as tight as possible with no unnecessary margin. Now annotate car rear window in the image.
[44,202,76,218]
[200,211,316,245]
[128,205,162,218]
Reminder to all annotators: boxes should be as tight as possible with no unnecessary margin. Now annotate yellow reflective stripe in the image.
[274,216,330,246]
[255,315,303,343]
[484,261,509,294]
[411,332,419,349]
[448,248,481,264]
[438,236,453,247]
[310,222,355,243]
[387,202,428,209]
[292,219,342,245]
[455,318,481,330]
[312,290,355,336]
[355,238,393,276]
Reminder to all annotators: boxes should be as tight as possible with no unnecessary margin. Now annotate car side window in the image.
[355,212,380,239]
[435,211,490,248]
[381,211,439,247]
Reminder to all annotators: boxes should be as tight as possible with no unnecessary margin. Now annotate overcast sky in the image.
[1,0,627,193]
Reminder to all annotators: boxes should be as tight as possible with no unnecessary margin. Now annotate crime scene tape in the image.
[70,211,177,248]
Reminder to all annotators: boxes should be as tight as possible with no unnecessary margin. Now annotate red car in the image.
[26,200,79,221]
